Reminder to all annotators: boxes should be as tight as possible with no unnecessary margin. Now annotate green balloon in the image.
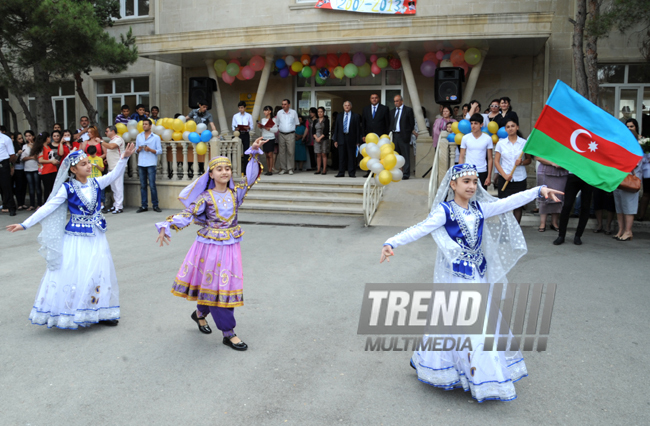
[376,57,388,69]
[302,66,313,78]
[214,59,227,74]
[358,63,371,77]
[315,75,325,85]
[226,63,240,77]
[344,63,358,78]
[333,66,345,79]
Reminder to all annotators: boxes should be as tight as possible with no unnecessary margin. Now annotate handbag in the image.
[617,174,641,193]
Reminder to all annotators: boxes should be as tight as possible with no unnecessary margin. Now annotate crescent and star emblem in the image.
[570,129,599,153]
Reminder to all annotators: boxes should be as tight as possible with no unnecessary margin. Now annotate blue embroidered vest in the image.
[63,178,106,236]
[441,201,487,279]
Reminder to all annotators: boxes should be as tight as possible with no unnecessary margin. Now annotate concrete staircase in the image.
[240,174,365,216]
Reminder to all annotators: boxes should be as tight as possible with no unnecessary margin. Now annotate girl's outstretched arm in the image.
[154,197,207,245]
[6,185,68,232]
[481,186,563,218]
[234,138,267,205]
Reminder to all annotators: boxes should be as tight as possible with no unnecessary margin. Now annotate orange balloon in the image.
[300,54,311,66]
[451,49,465,66]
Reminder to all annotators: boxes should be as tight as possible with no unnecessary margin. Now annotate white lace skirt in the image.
[29,232,119,329]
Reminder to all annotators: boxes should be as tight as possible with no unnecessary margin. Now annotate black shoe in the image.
[552,236,565,245]
[314,171,321,175]
[9,210,16,217]
[335,174,345,178]
[349,175,356,178]
[574,236,582,245]
[102,206,115,214]
[153,206,162,213]
[136,207,148,213]
[100,319,119,326]
[410,359,416,370]
[550,225,559,231]
[191,311,212,334]
[223,335,248,351]
[403,176,410,180]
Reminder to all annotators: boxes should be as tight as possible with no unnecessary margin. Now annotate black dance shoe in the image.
[223,335,248,351]
[410,359,416,370]
[100,319,119,326]
[552,236,565,245]
[573,236,582,245]
[191,311,212,334]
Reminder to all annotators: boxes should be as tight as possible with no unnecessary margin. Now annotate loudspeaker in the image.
[188,77,217,110]
[434,67,464,104]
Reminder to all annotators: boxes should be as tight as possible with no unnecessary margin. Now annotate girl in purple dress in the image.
[156,137,267,351]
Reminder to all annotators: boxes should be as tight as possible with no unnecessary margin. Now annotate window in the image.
[120,0,149,18]
[598,63,650,137]
[0,87,11,131]
[96,77,150,131]
[51,82,77,130]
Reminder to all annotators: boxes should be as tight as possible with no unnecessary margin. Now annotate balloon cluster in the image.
[115,117,213,155]
[420,47,482,78]
[446,119,506,145]
[359,133,405,186]
[215,55,266,85]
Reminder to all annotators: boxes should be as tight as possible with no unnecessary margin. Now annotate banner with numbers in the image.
[315,0,416,15]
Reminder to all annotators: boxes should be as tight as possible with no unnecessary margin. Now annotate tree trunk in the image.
[33,62,55,133]
[571,0,589,98]
[585,0,600,105]
[0,49,37,131]
[74,72,98,126]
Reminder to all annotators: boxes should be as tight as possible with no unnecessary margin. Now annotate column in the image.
[250,53,274,136]
[204,59,229,137]
[397,50,427,136]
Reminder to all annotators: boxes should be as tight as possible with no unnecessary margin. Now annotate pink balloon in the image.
[369,54,378,63]
[249,55,265,72]
[420,60,437,77]
[371,63,381,75]
[229,58,241,66]
[222,71,235,84]
[436,50,444,60]
[241,65,255,80]
[423,52,438,64]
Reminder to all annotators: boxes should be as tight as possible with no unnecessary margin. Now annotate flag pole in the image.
[501,151,525,191]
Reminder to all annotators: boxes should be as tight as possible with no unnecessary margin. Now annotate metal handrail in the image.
[363,172,384,227]
[427,134,444,210]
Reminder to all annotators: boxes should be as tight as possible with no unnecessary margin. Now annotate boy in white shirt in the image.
[459,113,493,189]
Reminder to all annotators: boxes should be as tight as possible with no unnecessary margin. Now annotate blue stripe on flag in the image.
[545,80,643,156]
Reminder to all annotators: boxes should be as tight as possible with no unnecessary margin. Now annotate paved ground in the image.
[1,207,649,425]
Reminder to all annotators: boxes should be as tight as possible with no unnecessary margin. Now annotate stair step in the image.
[245,193,362,204]
[253,184,364,194]
[239,202,364,215]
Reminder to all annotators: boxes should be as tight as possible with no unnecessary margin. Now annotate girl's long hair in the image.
[31,132,50,159]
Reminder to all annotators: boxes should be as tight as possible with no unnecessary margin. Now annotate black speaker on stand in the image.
[188,77,217,109]
[434,67,464,104]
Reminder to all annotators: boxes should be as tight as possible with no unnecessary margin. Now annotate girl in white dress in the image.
[6,144,136,329]
[380,163,562,402]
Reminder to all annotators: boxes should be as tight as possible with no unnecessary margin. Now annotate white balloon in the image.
[366,143,381,159]
[395,154,406,168]
[127,119,138,130]
[374,175,386,187]
[178,115,187,123]
[162,129,173,142]
[128,128,139,139]
[211,130,220,137]
[182,131,190,141]
[440,59,454,68]
[153,125,164,135]
[285,55,295,65]
[366,158,379,170]
[196,123,208,134]
[390,169,403,182]
[122,132,132,143]
[369,161,385,174]
[378,137,391,147]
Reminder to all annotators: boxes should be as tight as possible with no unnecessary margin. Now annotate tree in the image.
[588,0,650,62]
[570,0,601,104]
[0,0,138,132]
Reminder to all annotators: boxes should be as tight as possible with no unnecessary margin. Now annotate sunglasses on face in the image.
[490,104,499,108]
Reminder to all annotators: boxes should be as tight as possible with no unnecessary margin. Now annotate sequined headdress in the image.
[450,163,478,180]
[68,150,87,166]
[209,156,232,170]
[178,156,235,208]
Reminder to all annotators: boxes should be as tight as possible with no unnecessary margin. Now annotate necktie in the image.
[372,106,376,119]
[344,113,349,134]
[394,108,400,130]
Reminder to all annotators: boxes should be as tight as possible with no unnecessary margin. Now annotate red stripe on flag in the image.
[535,106,642,172]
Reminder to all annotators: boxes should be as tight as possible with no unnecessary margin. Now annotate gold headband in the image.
[209,157,232,170]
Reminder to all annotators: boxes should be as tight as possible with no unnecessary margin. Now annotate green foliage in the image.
[587,0,650,58]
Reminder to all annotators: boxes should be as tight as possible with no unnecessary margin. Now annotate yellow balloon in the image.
[291,61,303,73]
[492,134,499,144]
[172,131,183,141]
[380,145,393,159]
[487,121,499,134]
[378,170,392,185]
[172,118,184,132]
[451,122,459,134]
[360,157,370,171]
[361,147,367,157]
[455,132,463,145]
[383,154,397,170]
[380,134,390,140]
[137,120,144,133]
[390,142,395,150]
[115,123,127,135]
[195,142,207,156]
[157,118,165,126]
[366,133,379,144]
[185,120,197,132]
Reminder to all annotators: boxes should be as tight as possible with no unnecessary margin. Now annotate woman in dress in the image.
[380,163,562,402]
[613,119,643,241]
[258,105,278,176]
[313,107,330,175]
[6,144,136,329]
[535,156,568,232]
[432,105,456,149]
[81,126,105,161]
[155,138,266,351]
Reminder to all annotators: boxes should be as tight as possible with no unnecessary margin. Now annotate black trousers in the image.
[240,132,250,171]
[393,132,411,177]
[0,159,16,212]
[12,169,27,206]
[338,134,358,176]
[558,174,593,238]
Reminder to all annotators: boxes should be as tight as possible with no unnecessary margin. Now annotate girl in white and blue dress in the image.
[380,163,562,402]
[6,144,136,329]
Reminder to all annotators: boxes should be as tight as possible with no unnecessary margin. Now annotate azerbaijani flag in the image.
[524,80,643,192]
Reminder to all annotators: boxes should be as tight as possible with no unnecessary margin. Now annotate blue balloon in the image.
[443,53,451,59]
[318,67,330,79]
[446,133,456,142]
[275,58,286,69]
[200,130,212,142]
[497,127,508,139]
[188,132,200,143]
[481,126,488,134]
[458,119,471,135]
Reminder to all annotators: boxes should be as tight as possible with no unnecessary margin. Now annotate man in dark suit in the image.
[389,94,415,180]
[361,93,391,177]
[332,101,361,178]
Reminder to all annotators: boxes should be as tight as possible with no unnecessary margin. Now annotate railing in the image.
[427,139,441,210]
[363,172,384,227]
[428,131,456,209]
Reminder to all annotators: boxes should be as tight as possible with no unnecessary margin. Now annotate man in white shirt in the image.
[0,132,17,216]
[275,99,300,175]
[101,125,126,214]
[73,116,91,142]
[459,113,493,189]
[232,101,254,171]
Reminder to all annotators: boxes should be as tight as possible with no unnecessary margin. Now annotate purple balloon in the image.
[311,55,319,65]
[420,60,437,77]
[279,67,290,78]
[352,52,366,67]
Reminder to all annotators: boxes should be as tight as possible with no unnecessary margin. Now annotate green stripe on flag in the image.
[524,128,628,192]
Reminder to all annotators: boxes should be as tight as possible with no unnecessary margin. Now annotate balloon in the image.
[371,63,381,75]
[188,132,200,143]
[360,157,370,171]
[439,59,454,68]
[366,143,381,159]
[458,119,471,134]
[185,120,197,132]
[443,53,451,59]
[128,128,138,139]
[436,50,445,60]
[315,56,327,68]
[153,125,165,135]
[379,144,393,159]
[339,53,351,66]
[423,52,438,63]
[235,71,246,81]
[250,55,265,71]
[241,65,255,80]
[455,133,463,145]
[390,169,403,182]
[352,52,366,66]
[162,129,173,142]
[327,53,338,67]
[378,138,391,149]
[389,58,401,70]
[365,133,379,144]
[200,130,212,142]
[122,132,132,143]
[182,131,190,141]
[318,67,330,79]
[446,133,455,142]
[315,75,325,85]
[487,121,499,134]
[383,154,397,170]
[300,54,311,66]
[451,122,459,134]
[420,60,437,77]
[172,131,183,141]
[222,71,235,84]
[376,57,388,69]
[115,123,127,135]
[358,63,371,78]
[178,115,186,123]
[229,58,241,66]
[370,54,378,63]
[450,49,465,66]
[328,66,336,79]
[464,48,482,66]
[156,118,165,126]
[285,55,295,66]
[196,123,208,134]
[333,66,345,79]
[226,63,240,77]
[127,119,137,130]
[291,61,303,73]
[172,118,184,132]
[481,126,488,134]
[343,63,358,78]
[275,58,286,69]
[492,134,499,143]
[301,66,313,78]
[369,159,385,174]
[195,142,207,156]
[214,59,228,74]
[380,134,390,140]
[279,67,290,78]
[497,127,508,139]
[310,55,318,66]
[359,143,367,154]
[378,170,392,185]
